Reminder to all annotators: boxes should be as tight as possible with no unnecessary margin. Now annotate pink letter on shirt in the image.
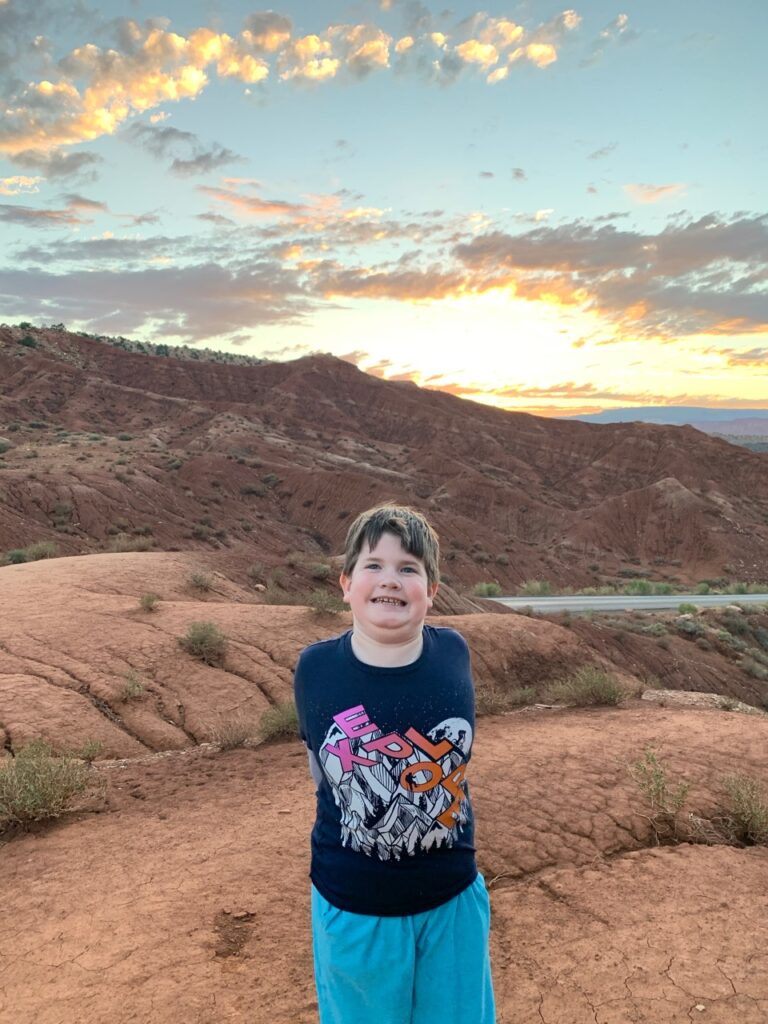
[324,737,378,773]
[333,704,379,740]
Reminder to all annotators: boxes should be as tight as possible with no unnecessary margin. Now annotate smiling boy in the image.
[294,504,496,1024]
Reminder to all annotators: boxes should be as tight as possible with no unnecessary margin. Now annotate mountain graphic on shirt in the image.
[319,717,472,861]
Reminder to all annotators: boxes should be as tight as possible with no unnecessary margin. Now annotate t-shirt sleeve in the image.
[293,648,311,747]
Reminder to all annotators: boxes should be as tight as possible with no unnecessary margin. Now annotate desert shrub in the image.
[120,670,145,701]
[696,582,711,594]
[208,713,258,750]
[725,581,749,595]
[473,581,502,597]
[675,616,705,637]
[179,622,226,666]
[109,533,152,553]
[259,702,299,742]
[640,622,667,637]
[4,549,28,564]
[0,440,11,454]
[628,747,691,844]
[139,592,159,612]
[27,540,58,561]
[623,579,653,596]
[476,685,536,715]
[720,774,768,844]
[473,551,491,564]
[246,563,266,585]
[521,579,552,596]
[285,550,305,568]
[310,562,332,580]
[752,626,768,650]
[240,484,267,497]
[678,602,698,614]
[653,582,673,595]
[18,335,37,348]
[547,666,624,706]
[70,739,103,762]
[189,572,212,592]
[741,657,768,680]
[117,433,132,441]
[261,473,279,487]
[306,589,346,615]
[0,739,91,828]
[495,553,509,565]
[719,613,749,635]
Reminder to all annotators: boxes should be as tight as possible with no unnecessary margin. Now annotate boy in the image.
[294,504,496,1024]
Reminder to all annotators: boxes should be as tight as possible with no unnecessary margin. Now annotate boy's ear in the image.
[339,572,352,603]
[426,580,439,607]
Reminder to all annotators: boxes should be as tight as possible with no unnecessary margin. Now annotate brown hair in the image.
[341,504,440,586]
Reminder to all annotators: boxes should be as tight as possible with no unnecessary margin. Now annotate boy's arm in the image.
[306,745,324,787]
[294,649,323,786]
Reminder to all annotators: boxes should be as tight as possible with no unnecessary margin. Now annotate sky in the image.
[0,0,766,417]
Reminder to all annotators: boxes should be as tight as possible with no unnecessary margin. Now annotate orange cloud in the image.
[624,183,687,204]
[455,40,499,68]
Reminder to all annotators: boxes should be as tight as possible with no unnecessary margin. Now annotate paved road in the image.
[487,593,768,614]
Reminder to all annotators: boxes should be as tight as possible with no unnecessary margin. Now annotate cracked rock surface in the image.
[2,555,768,1022]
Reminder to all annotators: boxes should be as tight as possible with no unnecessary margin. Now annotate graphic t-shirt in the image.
[293,625,477,916]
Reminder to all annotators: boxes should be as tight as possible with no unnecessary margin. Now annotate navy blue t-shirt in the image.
[294,624,477,916]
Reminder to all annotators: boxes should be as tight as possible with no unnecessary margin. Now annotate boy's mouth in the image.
[372,597,406,606]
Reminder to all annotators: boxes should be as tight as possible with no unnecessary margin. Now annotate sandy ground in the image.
[2,707,768,1024]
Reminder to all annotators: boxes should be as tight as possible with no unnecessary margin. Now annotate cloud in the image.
[241,12,293,54]
[0,260,317,340]
[588,142,617,160]
[123,121,242,177]
[453,213,768,338]
[581,13,639,67]
[9,147,102,179]
[1,9,576,156]
[511,167,527,181]
[0,174,41,195]
[0,201,87,226]
[624,182,687,204]
[197,183,314,222]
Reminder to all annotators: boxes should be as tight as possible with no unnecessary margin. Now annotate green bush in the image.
[109,533,152,552]
[179,622,226,666]
[259,702,299,742]
[624,579,653,596]
[675,616,705,637]
[521,579,552,596]
[139,592,160,613]
[473,581,502,597]
[208,713,258,750]
[120,670,145,701]
[0,739,91,828]
[18,335,37,348]
[5,549,27,564]
[310,562,332,580]
[189,572,212,592]
[306,589,346,615]
[476,685,536,715]
[678,602,698,614]
[695,582,711,594]
[721,774,768,844]
[628,747,691,844]
[547,666,624,706]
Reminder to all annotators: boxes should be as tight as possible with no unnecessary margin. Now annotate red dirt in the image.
[2,554,768,1023]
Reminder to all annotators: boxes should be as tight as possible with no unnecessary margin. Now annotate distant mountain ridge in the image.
[2,324,768,590]
[566,406,768,437]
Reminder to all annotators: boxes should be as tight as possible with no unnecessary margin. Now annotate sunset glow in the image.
[0,0,765,415]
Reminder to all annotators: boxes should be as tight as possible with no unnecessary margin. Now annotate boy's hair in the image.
[342,504,440,586]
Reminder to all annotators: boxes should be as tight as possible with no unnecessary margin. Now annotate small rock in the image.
[694,1005,706,1012]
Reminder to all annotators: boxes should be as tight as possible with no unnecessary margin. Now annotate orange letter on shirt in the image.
[436,764,467,827]
[405,727,452,760]
[400,761,442,793]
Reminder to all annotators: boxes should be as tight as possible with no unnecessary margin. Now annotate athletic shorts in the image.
[310,873,496,1024]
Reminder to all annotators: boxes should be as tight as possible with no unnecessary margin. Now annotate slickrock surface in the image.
[2,711,768,1023]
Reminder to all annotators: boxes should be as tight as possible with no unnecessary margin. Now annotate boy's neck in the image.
[350,623,425,667]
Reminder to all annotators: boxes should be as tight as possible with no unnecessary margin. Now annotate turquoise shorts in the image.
[310,873,496,1024]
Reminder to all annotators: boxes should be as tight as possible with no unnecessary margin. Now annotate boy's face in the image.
[340,531,438,642]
